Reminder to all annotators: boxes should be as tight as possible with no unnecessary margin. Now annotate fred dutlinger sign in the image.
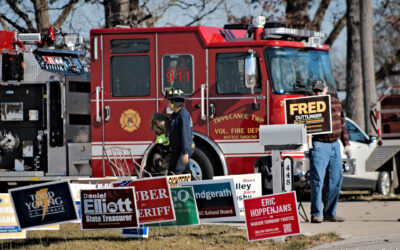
[285,95,332,135]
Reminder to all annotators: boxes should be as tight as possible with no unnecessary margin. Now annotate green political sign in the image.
[146,186,199,227]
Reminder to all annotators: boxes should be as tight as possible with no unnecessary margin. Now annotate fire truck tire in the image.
[190,148,214,180]
[377,171,391,196]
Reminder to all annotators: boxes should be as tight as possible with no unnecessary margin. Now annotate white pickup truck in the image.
[341,86,400,195]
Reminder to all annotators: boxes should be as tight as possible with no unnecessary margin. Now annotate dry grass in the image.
[340,193,400,201]
[0,223,341,250]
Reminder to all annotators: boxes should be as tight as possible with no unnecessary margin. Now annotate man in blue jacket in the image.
[166,88,193,176]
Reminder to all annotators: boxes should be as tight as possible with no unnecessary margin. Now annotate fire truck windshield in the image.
[265,47,336,95]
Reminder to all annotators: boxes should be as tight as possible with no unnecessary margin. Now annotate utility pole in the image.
[360,0,376,135]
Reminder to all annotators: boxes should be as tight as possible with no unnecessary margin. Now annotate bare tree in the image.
[373,0,400,89]
[103,0,225,28]
[1,0,79,33]
[346,0,364,128]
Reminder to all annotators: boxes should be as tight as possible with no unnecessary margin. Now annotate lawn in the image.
[1,223,340,250]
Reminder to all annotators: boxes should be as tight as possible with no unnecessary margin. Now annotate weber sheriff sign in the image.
[112,177,175,224]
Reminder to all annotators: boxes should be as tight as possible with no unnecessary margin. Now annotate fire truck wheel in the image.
[190,148,214,180]
[377,171,391,196]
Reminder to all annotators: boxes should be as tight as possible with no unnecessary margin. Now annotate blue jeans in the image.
[175,153,192,175]
[309,140,343,217]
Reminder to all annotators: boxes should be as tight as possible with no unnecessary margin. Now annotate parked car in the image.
[340,118,392,195]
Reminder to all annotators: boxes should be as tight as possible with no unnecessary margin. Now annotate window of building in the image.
[216,53,261,94]
[162,54,194,95]
[111,56,150,97]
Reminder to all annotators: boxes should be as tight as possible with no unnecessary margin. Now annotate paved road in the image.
[211,200,400,248]
[300,200,400,249]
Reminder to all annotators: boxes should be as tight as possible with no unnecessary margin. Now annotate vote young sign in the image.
[244,191,300,241]
[112,177,175,224]
[9,181,78,229]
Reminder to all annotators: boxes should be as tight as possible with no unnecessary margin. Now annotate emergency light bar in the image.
[264,27,326,46]
[252,16,266,28]
[264,27,326,39]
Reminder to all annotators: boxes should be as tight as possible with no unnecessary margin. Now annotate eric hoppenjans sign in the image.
[80,188,138,230]
[244,191,300,241]
[179,179,240,223]
[9,181,78,229]
[112,176,175,224]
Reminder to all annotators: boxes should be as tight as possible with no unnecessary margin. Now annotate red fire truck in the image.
[0,17,334,190]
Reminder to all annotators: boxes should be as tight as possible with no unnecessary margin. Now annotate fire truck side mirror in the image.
[245,51,258,90]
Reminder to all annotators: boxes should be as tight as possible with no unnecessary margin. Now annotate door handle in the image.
[104,105,110,121]
[96,86,101,122]
[210,103,215,119]
[201,84,206,120]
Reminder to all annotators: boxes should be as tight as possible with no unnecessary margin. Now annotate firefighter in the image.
[165,88,194,177]
[309,79,351,223]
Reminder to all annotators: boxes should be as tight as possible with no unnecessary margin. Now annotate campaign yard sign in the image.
[285,95,332,135]
[179,179,240,223]
[70,183,96,221]
[113,176,175,224]
[80,188,138,230]
[9,180,78,230]
[121,225,149,238]
[168,174,191,187]
[0,193,26,239]
[214,173,262,213]
[146,186,199,227]
[244,191,300,241]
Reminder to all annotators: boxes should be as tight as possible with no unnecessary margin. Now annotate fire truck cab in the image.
[90,16,335,182]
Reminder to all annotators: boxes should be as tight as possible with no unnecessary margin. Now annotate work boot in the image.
[323,215,345,222]
[311,216,322,223]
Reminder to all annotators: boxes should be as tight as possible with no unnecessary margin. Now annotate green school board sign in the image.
[146,186,199,227]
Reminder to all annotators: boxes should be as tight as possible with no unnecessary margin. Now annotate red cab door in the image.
[207,47,267,174]
[91,33,156,177]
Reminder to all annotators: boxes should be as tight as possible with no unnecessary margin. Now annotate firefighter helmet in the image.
[165,88,185,101]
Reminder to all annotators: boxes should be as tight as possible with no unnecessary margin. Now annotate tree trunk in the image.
[129,0,140,27]
[285,0,310,29]
[360,0,376,135]
[346,0,365,129]
[32,0,50,33]
[104,0,130,28]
